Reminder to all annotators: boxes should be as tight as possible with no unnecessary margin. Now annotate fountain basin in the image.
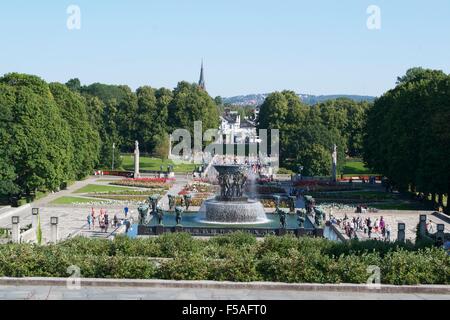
[204,198,266,223]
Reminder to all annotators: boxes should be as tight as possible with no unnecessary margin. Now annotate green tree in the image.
[0,73,73,198]
[50,83,100,179]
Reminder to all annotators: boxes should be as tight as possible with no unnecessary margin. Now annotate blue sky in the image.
[0,0,449,97]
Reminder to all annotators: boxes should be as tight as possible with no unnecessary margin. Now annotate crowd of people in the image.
[330,214,392,241]
[86,206,133,234]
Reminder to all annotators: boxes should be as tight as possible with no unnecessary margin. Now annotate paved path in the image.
[0,176,136,242]
[0,285,448,300]
[326,209,450,241]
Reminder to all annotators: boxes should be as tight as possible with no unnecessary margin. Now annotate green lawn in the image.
[73,184,132,194]
[372,202,427,210]
[342,160,378,176]
[122,155,196,173]
[50,196,105,205]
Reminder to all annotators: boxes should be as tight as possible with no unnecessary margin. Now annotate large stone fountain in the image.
[204,165,266,223]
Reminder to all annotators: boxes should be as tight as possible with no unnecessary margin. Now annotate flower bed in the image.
[259,199,291,209]
[183,182,215,193]
[111,178,172,190]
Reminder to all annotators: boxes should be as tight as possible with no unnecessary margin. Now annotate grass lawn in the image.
[342,160,378,176]
[372,202,427,210]
[50,196,105,205]
[73,184,132,194]
[121,155,196,173]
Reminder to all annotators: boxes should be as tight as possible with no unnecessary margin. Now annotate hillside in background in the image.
[223,93,376,106]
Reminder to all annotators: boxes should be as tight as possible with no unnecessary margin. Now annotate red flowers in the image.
[126,177,174,183]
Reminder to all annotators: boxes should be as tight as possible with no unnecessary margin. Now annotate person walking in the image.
[104,213,109,233]
[113,214,119,228]
[385,224,391,241]
[125,219,131,233]
[99,217,105,233]
[124,206,129,218]
[91,208,96,229]
[87,214,92,230]
[380,216,386,237]
[367,217,372,239]
[427,220,434,233]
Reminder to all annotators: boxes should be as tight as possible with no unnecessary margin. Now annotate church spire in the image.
[198,59,206,90]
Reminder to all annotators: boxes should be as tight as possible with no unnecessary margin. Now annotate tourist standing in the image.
[385,224,391,241]
[87,214,92,230]
[427,220,434,233]
[91,208,96,229]
[99,217,105,232]
[124,206,129,218]
[380,217,385,237]
[113,214,119,228]
[104,213,109,233]
[367,217,372,238]
[125,219,131,233]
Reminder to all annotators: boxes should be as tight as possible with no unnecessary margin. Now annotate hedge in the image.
[0,232,448,284]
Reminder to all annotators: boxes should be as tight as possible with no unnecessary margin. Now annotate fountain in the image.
[203,164,266,223]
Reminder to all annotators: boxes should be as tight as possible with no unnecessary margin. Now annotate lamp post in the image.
[11,216,20,243]
[112,143,116,171]
[31,208,39,230]
[50,217,59,243]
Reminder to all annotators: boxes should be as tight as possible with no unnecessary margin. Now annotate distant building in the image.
[218,110,260,144]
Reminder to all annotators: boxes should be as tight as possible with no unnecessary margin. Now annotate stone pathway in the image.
[0,285,448,300]
[325,209,450,241]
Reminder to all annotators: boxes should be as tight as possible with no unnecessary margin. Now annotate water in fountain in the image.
[203,163,267,224]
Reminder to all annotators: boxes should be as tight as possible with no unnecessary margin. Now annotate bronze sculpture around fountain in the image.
[175,206,183,225]
[168,194,176,211]
[204,164,266,223]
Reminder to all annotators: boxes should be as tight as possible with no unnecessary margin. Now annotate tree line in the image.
[0,74,219,202]
[257,90,371,176]
[363,67,450,213]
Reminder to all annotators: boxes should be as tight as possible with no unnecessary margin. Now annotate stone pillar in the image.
[11,216,20,243]
[134,140,140,178]
[50,217,59,243]
[331,144,337,183]
[436,224,445,244]
[397,223,405,242]
[419,214,427,237]
[31,208,39,230]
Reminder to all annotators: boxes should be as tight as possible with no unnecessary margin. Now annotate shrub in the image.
[209,251,260,282]
[0,233,448,284]
[157,254,210,280]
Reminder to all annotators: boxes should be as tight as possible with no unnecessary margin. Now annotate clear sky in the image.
[0,0,449,97]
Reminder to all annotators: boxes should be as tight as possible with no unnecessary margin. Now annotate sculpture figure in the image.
[304,195,316,215]
[168,194,176,211]
[156,206,164,225]
[277,208,287,229]
[273,195,281,210]
[149,195,159,214]
[137,205,149,225]
[175,206,184,225]
[183,194,192,211]
[296,209,306,228]
[313,207,326,227]
[288,196,296,213]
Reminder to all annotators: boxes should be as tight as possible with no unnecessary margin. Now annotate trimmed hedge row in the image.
[0,232,448,284]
